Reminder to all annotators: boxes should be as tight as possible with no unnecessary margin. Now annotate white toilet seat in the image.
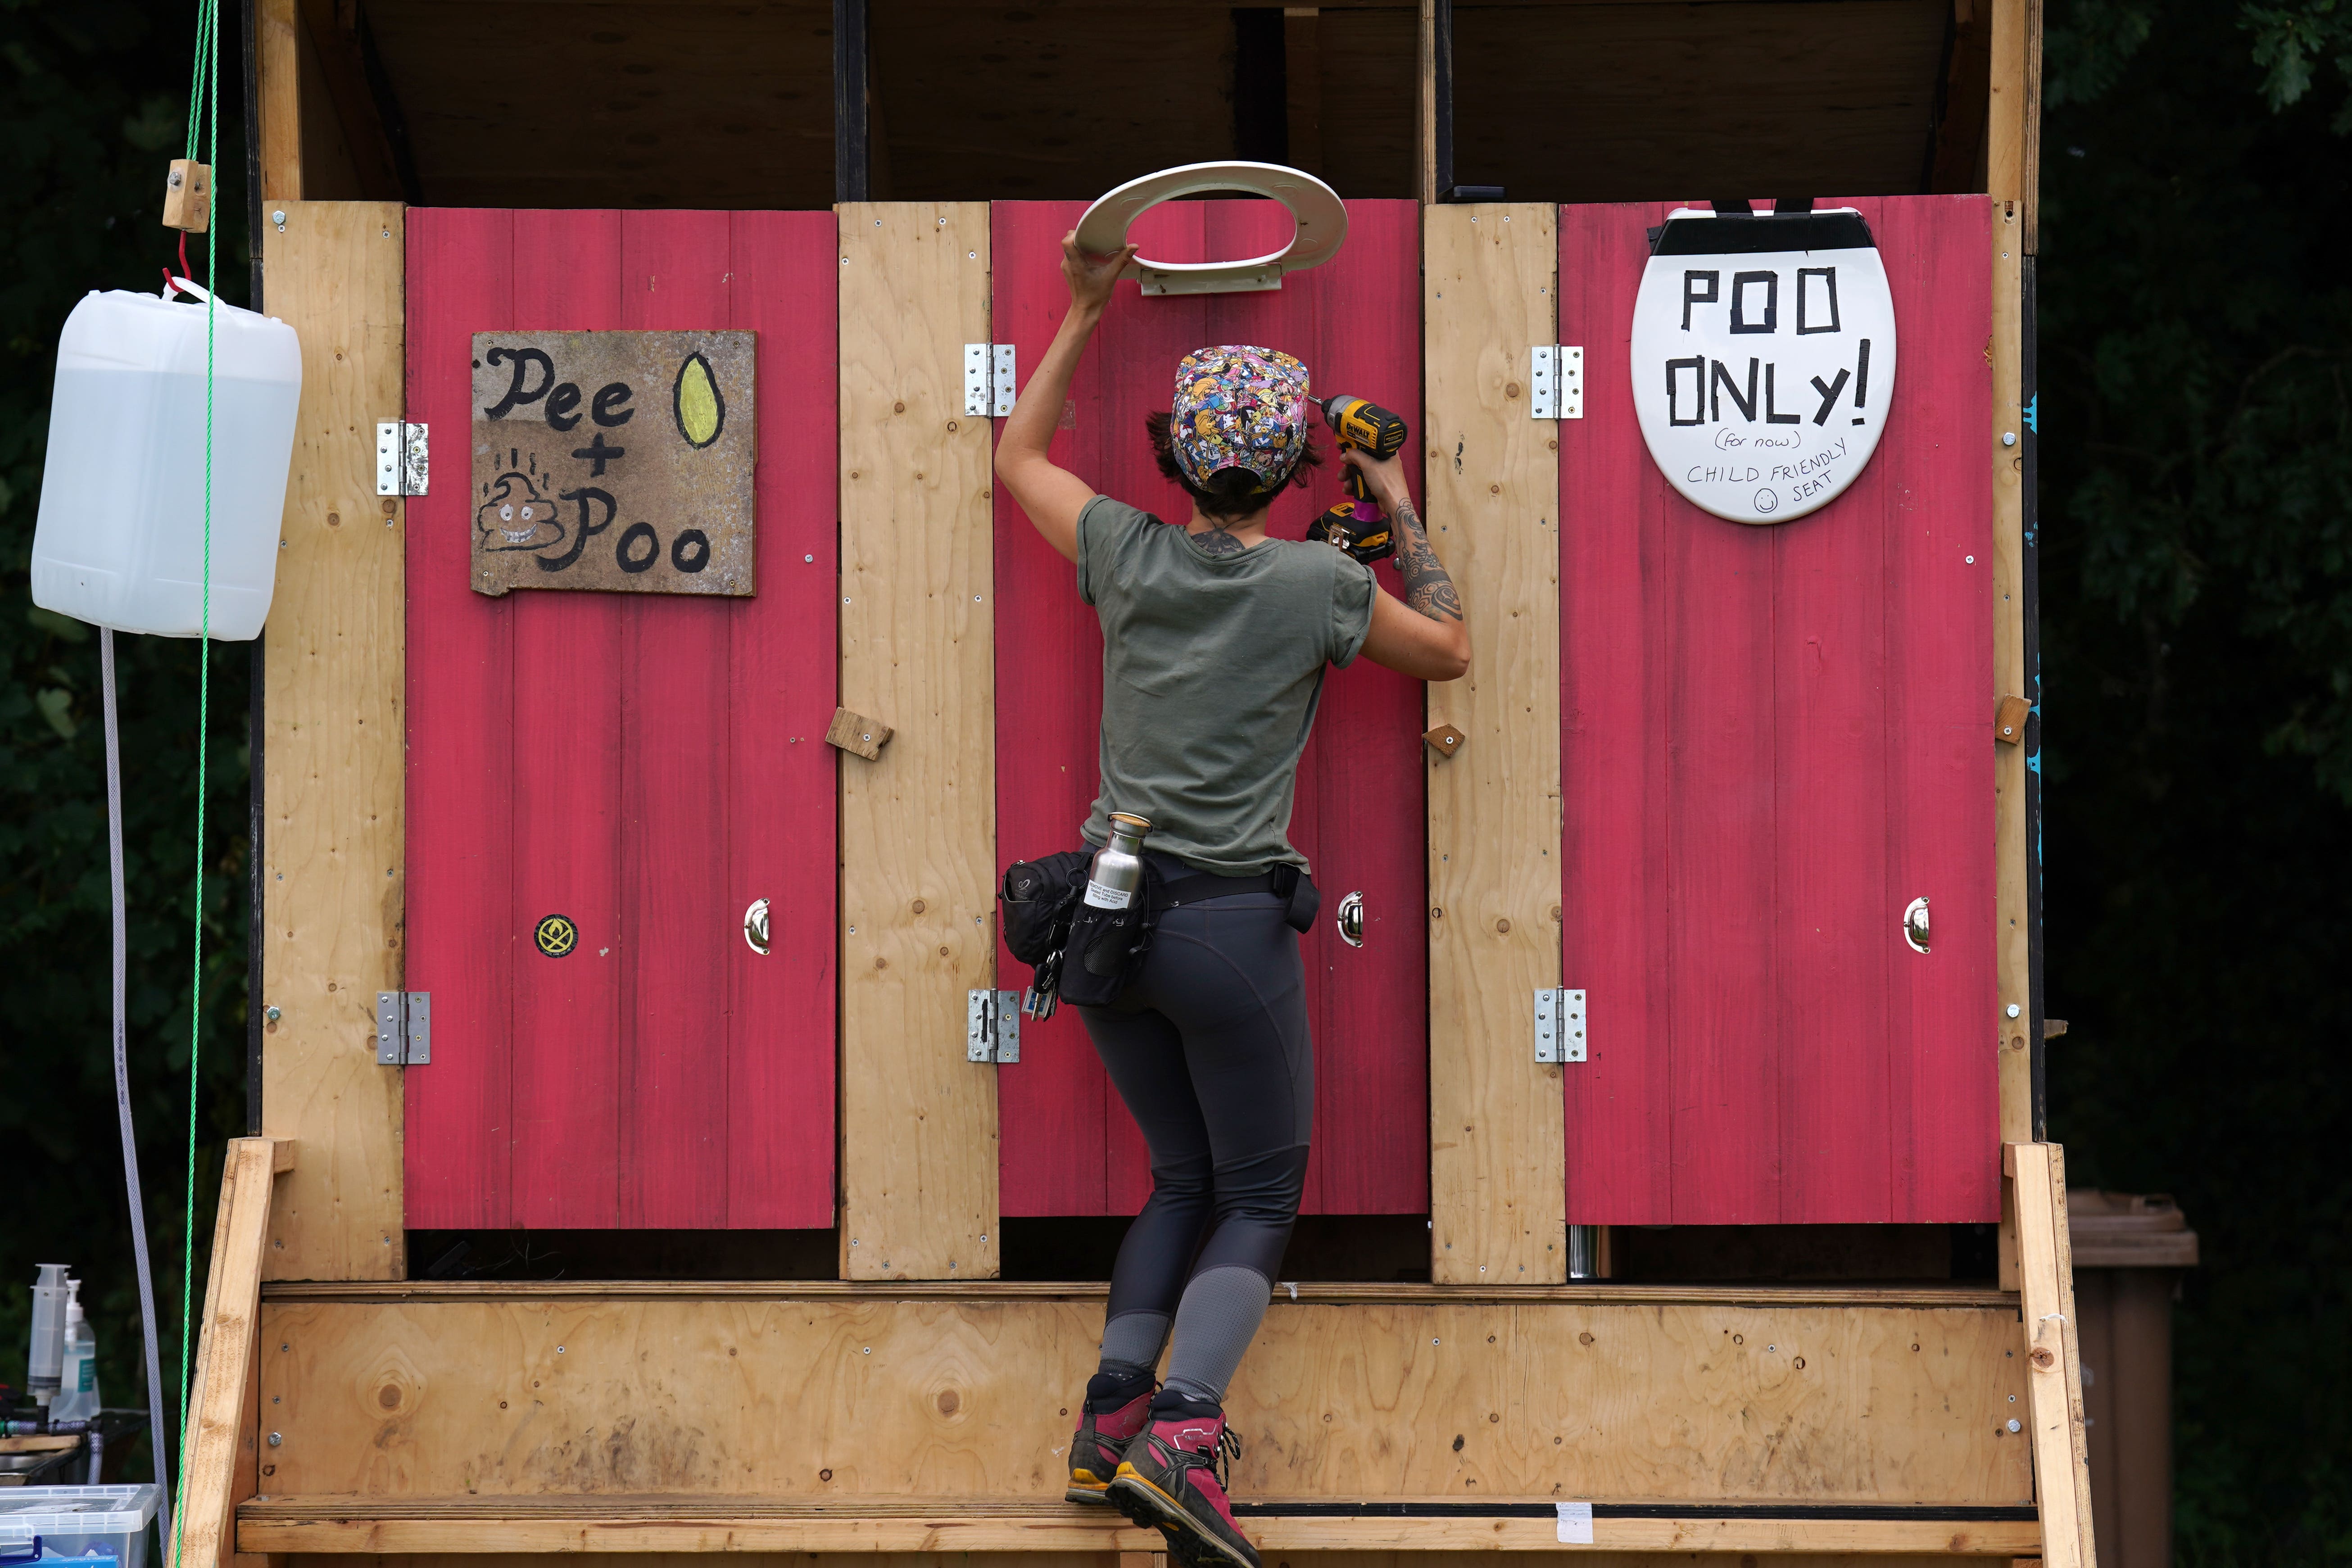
[1073,162,1348,296]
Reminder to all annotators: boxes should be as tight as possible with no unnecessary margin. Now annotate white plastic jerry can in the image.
[32,281,301,640]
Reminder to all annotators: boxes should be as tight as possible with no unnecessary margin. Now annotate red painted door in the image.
[1558,196,1999,1225]
[992,199,1428,1217]
[403,209,838,1230]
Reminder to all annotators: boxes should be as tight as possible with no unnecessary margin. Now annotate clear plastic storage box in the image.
[0,1485,159,1568]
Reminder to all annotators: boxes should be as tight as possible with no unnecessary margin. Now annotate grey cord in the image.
[103,629,174,1537]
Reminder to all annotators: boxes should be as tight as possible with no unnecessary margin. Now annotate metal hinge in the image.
[376,421,428,496]
[966,988,1022,1063]
[1529,347,1584,420]
[964,344,1016,417]
[375,991,431,1065]
[1535,988,1586,1063]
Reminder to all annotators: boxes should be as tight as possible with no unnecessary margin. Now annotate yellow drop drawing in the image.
[674,352,725,449]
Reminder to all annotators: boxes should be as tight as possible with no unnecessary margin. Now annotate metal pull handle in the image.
[1337,890,1365,948]
[1901,895,1930,954]
[744,897,771,956]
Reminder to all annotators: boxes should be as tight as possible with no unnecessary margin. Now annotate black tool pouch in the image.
[1053,859,1167,1008]
[1271,863,1321,934]
[999,850,1090,966]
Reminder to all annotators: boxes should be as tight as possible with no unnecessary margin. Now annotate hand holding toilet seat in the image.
[1074,162,1348,296]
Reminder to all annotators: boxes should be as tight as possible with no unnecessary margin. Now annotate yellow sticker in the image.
[534,913,579,958]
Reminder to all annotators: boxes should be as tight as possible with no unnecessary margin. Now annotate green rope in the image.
[169,0,218,1562]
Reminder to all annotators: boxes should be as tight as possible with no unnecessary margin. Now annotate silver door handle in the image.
[1901,895,1930,954]
[1337,890,1365,948]
[744,897,772,955]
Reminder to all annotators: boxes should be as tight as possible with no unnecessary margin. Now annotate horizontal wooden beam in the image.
[240,1497,2042,1556]
[261,1278,2018,1308]
[258,1293,2032,1503]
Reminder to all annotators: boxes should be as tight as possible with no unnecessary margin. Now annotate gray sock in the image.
[1160,1265,1274,1406]
[1100,1309,1172,1372]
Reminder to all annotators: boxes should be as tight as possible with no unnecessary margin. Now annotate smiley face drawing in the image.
[476,466,566,553]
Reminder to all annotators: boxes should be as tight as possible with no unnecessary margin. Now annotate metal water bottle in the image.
[1083,813,1152,910]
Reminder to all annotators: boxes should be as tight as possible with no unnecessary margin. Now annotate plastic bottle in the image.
[26,1264,68,1408]
[53,1279,100,1422]
[31,283,302,640]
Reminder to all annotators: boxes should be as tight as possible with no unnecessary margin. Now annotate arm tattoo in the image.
[1390,501,1463,621]
[1193,526,1248,557]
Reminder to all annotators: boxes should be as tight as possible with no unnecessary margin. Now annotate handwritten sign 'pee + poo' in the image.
[470,331,755,596]
[1629,208,1895,525]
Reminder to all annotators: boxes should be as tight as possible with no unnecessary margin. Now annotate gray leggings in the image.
[1075,888,1313,1407]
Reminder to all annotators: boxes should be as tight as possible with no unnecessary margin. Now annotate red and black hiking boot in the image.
[1108,1409,1260,1568]
[1065,1387,1153,1505]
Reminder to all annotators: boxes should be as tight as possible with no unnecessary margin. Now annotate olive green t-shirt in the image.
[1076,495,1377,876]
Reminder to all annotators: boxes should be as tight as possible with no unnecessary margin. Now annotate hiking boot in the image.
[1065,1387,1153,1505]
[1108,1410,1260,1568]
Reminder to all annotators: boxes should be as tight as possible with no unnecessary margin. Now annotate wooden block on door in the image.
[1422,723,1465,760]
[836,203,1000,1280]
[1995,692,2030,745]
[825,707,894,761]
[1423,204,1568,1284]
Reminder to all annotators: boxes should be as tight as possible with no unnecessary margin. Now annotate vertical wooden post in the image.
[256,0,301,200]
[260,202,408,1282]
[837,203,1001,1280]
[834,0,870,204]
[1424,205,1566,1284]
[1988,0,2039,1146]
[1415,0,1449,206]
[2007,1142,2098,1568]
[178,1140,291,1568]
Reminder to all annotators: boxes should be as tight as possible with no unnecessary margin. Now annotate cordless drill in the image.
[1307,394,1409,566]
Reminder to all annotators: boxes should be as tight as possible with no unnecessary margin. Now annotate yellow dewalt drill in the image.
[1307,394,1409,565]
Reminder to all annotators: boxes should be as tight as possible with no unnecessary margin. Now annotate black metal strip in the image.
[833,0,870,204]
[1432,0,1454,199]
[1652,211,1876,255]
[1231,1501,2036,1522]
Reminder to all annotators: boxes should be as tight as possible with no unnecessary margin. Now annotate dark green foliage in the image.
[0,0,250,1483]
[2042,0,2352,1559]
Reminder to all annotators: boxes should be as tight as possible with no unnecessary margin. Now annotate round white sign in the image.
[1628,208,1896,525]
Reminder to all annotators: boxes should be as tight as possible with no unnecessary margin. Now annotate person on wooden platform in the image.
[996,233,1470,1568]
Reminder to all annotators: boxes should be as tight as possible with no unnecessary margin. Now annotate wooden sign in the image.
[469,330,755,596]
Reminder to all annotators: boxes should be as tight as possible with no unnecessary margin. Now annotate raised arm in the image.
[994,232,1138,564]
[1349,449,1471,682]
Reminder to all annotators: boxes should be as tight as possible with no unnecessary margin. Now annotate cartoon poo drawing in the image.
[477,467,566,553]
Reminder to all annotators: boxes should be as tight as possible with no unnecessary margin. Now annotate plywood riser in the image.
[251,1293,2029,1503]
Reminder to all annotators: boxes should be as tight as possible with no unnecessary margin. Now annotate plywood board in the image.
[404,209,839,1232]
[1423,205,1566,1284]
[837,204,1000,1278]
[1452,0,1950,202]
[467,330,756,596]
[361,1,836,210]
[1556,197,1998,1227]
[253,1292,2032,1502]
[261,200,408,1282]
[249,1514,2042,1556]
[988,199,1428,1219]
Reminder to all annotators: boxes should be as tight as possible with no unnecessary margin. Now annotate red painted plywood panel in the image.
[405,208,517,1230]
[991,199,1428,1217]
[1559,195,1998,1225]
[405,209,838,1230]
[725,210,841,1230]
[616,211,735,1227]
[506,211,626,1229]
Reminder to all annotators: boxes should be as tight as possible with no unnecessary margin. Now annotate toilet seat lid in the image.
[1073,162,1348,296]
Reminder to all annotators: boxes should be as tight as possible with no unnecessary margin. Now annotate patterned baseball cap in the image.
[1169,345,1312,494]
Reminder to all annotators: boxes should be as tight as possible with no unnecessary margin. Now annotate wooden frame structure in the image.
[213,1,2090,1563]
